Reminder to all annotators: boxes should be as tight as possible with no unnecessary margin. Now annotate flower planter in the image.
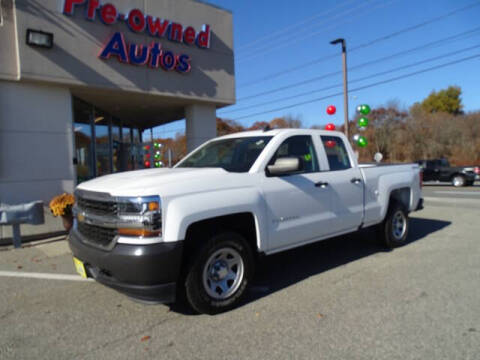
[61,214,73,232]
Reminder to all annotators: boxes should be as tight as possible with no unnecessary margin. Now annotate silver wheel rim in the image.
[453,177,463,186]
[202,247,244,300]
[392,211,407,240]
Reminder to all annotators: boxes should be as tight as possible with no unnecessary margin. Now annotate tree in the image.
[248,121,270,130]
[269,115,302,129]
[216,117,245,136]
[416,86,463,115]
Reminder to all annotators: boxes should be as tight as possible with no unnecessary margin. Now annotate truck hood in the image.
[76,168,233,197]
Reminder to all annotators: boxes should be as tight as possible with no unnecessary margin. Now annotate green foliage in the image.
[417,86,463,115]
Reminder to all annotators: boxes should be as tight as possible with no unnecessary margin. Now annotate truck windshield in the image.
[176,136,272,172]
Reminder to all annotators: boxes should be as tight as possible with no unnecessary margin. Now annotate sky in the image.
[153,0,480,138]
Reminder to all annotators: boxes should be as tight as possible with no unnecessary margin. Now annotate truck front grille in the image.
[76,197,117,216]
[77,222,117,248]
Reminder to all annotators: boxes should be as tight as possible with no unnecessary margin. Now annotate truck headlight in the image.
[117,196,160,215]
[116,196,162,233]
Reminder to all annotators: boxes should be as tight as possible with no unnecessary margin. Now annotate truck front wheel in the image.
[185,232,254,314]
[377,202,409,248]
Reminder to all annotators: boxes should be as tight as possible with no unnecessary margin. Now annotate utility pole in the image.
[330,38,349,139]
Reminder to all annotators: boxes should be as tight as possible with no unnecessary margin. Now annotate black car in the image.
[416,159,478,187]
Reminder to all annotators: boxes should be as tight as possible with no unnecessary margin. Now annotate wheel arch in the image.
[181,212,261,272]
[450,172,465,180]
[381,187,411,221]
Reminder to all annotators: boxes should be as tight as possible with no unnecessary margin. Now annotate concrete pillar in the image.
[185,104,217,152]
[0,81,75,204]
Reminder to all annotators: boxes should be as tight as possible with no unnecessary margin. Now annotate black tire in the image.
[452,175,466,187]
[184,232,254,314]
[377,202,409,249]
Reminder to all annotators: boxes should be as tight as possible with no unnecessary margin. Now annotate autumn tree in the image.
[248,121,270,130]
[414,86,463,115]
[269,115,303,129]
[216,117,245,136]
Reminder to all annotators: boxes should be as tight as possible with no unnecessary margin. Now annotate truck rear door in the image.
[315,135,364,233]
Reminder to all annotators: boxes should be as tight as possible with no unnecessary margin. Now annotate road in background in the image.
[422,183,480,210]
[0,197,479,359]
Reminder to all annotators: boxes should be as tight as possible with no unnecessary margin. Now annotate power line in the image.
[224,43,480,114]
[235,0,359,52]
[237,0,395,63]
[236,0,384,56]
[229,26,480,103]
[231,52,480,121]
[236,0,480,87]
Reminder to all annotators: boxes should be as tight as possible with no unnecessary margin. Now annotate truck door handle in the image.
[351,177,362,184]
[315,181,329,188]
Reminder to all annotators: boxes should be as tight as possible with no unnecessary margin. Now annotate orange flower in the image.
[49,193,75,217]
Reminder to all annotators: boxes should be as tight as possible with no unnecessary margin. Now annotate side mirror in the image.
[267,157,301,176]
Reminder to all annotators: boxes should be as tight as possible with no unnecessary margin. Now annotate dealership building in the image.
[0,0,234,240]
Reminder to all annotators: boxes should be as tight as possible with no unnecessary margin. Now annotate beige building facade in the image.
[0,0,234,239]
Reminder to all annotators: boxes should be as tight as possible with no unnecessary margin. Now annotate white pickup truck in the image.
[69,129,423,314]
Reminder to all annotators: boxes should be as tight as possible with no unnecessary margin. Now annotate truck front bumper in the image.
[69,230,183,303]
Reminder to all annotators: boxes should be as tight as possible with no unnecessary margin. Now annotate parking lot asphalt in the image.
[1,192,479,359]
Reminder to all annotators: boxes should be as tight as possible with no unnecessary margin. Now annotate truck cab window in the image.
[320,136,351,171]
[269,135,319,173]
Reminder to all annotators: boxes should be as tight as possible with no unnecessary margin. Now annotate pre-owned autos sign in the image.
[63,0,212,74]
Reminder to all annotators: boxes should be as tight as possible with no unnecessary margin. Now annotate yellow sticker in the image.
[73,257,87,278]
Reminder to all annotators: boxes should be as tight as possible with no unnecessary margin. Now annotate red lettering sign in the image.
[100,3,117,25]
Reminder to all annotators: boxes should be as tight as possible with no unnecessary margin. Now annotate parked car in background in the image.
[416,158,478,186]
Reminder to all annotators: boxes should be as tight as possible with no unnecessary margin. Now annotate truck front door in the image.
[260,135,335,252]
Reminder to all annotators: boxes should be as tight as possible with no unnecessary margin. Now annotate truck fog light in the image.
[117,228,161,237]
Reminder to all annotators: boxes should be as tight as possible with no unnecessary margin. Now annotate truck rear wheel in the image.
[184,232,254,314]
[377,202,409,249]
[452,175,466,187]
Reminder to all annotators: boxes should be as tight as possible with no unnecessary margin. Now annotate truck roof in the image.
[215,128,345,140]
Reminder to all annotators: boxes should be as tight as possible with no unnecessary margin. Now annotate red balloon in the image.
[144,160,151,168]
[325,140,336,148]
[325,123,336,131]
[326,105,336,115]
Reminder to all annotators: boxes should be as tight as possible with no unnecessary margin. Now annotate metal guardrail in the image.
[0,201,45,248]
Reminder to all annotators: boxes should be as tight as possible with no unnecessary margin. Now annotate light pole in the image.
[330,38,349,139]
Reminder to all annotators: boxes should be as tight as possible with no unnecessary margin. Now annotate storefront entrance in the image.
[73,97,144,184]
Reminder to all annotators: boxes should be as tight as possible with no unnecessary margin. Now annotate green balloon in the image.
[360,104,371,115]
[358,117,369,128]
[357,136,368,147]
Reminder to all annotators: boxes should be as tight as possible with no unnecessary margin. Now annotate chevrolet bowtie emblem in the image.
[77,213,85,223]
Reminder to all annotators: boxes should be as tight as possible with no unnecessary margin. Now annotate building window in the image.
[94,108,111,176]
[111,120,121,172]
[72,97,145,183]
[73,99,95,183]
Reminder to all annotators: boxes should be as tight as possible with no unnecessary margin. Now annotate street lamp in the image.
[330,38,349,139]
